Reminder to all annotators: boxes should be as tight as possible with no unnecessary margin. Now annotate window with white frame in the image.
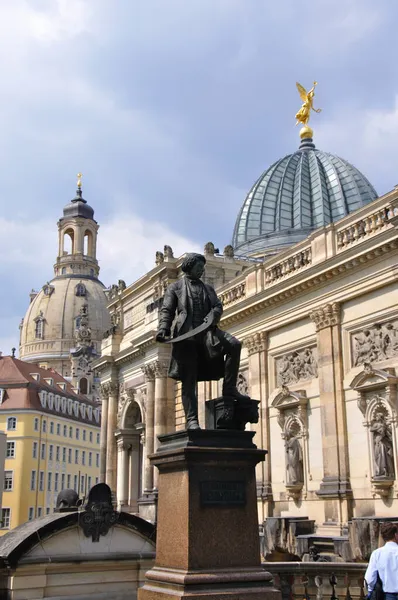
[56,446,60,461]
[68,448,72,463]
[54,472,59,492]
[63,425,67,437]
[47,472,52,491]
[4,471,13,491]
[69,426,73,438]
[37,507,42,517]
[95,477,99,485]
[88,476,92,491]
[7,417,16,431]
[76,428,80,440]
[67,474,71,488]
[96,453,99,468]
[42,420,47,433]
[41,443,46,460]
[89,431,93,443]
[2,508,11,528]
[56,423,60,435]
[28,507,34,521]
[96,432,100,444]
[6,441,15,458]
[34,417,39,431]
[32,441,38,459]
[50,421,54,434]
[82,451,86,466]
[62,447,66,462]
[74,474,78,490]
[49,444,53,460]
[83,429,86,441]
[39,471,44,491]
[89,451,92,467]
[30,470,36,491]
[46,507,50,515]
[35,316,44,339]
[75,449,79,464]
[61,473,65,489]
[81,475,85,492]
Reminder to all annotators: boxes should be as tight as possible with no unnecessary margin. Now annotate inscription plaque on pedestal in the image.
[200,480,246,506]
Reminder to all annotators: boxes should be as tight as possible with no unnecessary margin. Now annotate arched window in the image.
[34,314,45,339]
[75,283,86,297]
[83,230,93,257]
[79,378,88,395]
[63,229,74,254]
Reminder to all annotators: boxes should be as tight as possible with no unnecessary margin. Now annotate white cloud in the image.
[317,97,398,193]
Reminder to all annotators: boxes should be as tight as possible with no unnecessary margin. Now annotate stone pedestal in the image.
[138,429,281,600]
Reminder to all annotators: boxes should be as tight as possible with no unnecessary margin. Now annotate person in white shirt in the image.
[365,522,398,600]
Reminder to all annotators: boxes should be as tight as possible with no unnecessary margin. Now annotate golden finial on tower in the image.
[295,81,321,139]
[77,172,83,189]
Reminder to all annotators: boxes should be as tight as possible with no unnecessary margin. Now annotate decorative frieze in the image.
[309,302,340,331]
[276,347,318,386]
[352,319,398,366]
[244,331,267,356]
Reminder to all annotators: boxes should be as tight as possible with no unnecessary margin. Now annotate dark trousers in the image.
[181,330,241,424]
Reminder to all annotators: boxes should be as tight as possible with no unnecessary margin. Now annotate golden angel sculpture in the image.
[295,81,321,126]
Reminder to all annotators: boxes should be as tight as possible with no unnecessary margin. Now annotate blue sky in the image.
[1,0,398,353]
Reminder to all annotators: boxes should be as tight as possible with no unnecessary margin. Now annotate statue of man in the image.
[156,252,248,430]
[285,432,304,484]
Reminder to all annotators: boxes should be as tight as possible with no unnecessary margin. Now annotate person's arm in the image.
[157,286,178,341]
[365,550,378,595]
[207,286,223,324]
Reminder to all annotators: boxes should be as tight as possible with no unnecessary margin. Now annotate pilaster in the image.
[106,381,119,494]
[153,361,169,489]
[309,302,352,528]
[245,331,272,519]
[99,383,110,483]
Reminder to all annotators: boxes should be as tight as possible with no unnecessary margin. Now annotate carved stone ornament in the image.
[155,251,164,266]
[204,242,215,256]
[276,347,318,386]
[142,363,156,382]
[271,387,309,436]
[164,245,174,259]
[223,244,234,258]
[237,372,249,396]
[79,483,118,542]
[100,381,119,399]
[244,331,267,356]
[154,360,169,378]
[351,319,398,367]
[309,302,340,332]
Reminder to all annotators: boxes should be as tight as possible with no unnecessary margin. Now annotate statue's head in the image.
[181,253,206,280]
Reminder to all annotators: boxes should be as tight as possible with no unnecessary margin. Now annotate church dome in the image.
[19,277,110,371]
[232,130,378,257]
[62,189,95,220]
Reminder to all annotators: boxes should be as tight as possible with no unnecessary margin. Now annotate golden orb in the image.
[299,125,313,140]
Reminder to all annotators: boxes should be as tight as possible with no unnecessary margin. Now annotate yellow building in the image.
[0,355,101,534]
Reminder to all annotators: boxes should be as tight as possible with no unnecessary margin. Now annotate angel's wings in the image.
[296,82,308,103]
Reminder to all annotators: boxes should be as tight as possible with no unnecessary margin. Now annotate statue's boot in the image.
[222,386,250,401]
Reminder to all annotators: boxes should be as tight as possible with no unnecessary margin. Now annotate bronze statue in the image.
[295,81,321,127]
[156,252,249,430]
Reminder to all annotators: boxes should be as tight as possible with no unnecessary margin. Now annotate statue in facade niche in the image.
[156,252,249,430]
[285,432,304,484]
[370,413,395,478]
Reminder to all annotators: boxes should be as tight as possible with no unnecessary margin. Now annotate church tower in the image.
[19,175,111,400]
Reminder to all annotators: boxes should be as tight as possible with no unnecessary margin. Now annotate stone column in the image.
[128,435,141,511]
[154,361,169,489]
[99,383,110,483]
[106,382,119,494]
[116,436,130,509]
[245,331,271,520]
[309,302,351,528]
[142,364,156,493]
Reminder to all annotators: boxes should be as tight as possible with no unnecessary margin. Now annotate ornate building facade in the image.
[94,127,398,558]
[19,178,111,401]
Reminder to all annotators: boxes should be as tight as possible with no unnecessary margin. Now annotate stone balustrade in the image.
[336,205,394,250]
[219,281,246,306]
[267,562,366,600]
[264,248,312,284]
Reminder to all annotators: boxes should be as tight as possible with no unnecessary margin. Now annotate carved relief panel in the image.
[275,346,318,386]
[351,319,398,367]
